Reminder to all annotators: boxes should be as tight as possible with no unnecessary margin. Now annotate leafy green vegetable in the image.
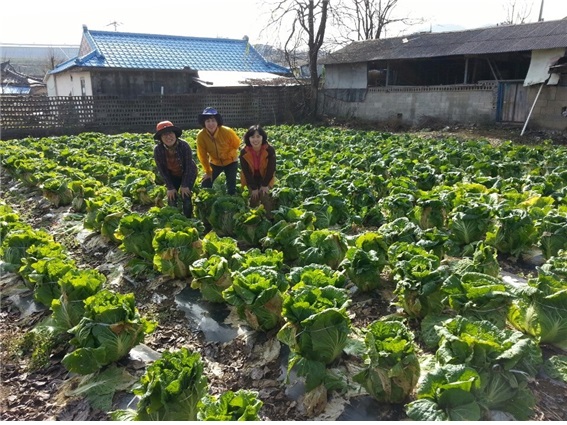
[287,264,346,289]
[114,347,208,421]
[50,268,106,333]
[507,272,567,351]
[189,255,232,303]
[62,289,156,374]
[197,389,263,421]
[202,231,240,260]
[115,213,157,261]
[1,227,53,273]
[295,229,348,270]
[233,205,272,247]
[278,284,351,364]
[486,208,537,258]
[406,363,482,421]
[543,355,567,383]
[223,266,288,331]
[152,226,202,278]
[353,318,420,403]
[209,195,246,237]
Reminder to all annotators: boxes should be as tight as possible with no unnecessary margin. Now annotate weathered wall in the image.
[46,71,92,97]
[0,86,309,140]
[320,84,498,126]
[325,63,367,89]
[527,84,567,130]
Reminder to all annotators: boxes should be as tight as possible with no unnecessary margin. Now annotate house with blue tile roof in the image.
[45,25,293,97]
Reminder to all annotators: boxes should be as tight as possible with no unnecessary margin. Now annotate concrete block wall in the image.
[529,85,567,130]
[320,85,497,127]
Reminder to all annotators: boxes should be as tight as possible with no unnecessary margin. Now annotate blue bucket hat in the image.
[198,107,223,126]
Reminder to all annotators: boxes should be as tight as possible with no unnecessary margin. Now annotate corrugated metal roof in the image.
[322,18,567,65]
[49,27,290,75]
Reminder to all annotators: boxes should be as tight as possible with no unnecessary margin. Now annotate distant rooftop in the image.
[0,44,79,78]
[322,18,567,65]
[50,26,290,75]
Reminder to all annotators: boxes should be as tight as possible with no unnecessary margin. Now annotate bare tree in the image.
[333,0,416,41]
[264,0,330,118]
[501,0,534,24]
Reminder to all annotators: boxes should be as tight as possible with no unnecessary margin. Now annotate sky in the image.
[1,0,567,48]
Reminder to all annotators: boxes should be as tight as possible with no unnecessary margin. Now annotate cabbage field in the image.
[1,125,567,421]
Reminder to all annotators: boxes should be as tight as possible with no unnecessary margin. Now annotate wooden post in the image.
[521,83,544,136]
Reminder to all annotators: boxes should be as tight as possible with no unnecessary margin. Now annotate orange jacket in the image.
[196,126,241,174]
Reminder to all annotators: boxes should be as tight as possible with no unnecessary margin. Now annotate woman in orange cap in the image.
[153,120,198,218]
[196,107,241,195]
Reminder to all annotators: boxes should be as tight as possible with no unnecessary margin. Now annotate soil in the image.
[1,126,567,421]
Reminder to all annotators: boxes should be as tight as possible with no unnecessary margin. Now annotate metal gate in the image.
[496,81,529,123]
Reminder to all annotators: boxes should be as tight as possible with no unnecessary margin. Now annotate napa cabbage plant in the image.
[1,227,53,273]
[112,347,207,421]
[114,213,157,261]
[223,266,288,332]
[197,389,263,421]
[189,254,232,303]
[507,268,567,351]
[441,272,513,327]
[287,264,347,289]
[420,315,543,420]
[50,268,106,333]
[295,228,348,270]
[537,212,567,259]
[20,251,75,307]
[40,174,74,207]
[353,318,420,403]
[202,231,240,261]
[278,283,351,365]
[152,226,202,278]
[233,205,272,247]
[446,202,493,255]
[342,231,388,292]
[405,361,483,421]
[449,241,500,278]
[390,242,449,319]
[62,289,156,375]
[486,208,537,258]
[230,247,284,271]
[261,219,309,263]
[209,195,246,237]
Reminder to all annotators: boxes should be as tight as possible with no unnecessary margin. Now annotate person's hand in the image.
[203,173,212,181]
[167,189,177,201]
[180,186,191,198]
[259,186,270,196]
[250,189,260,200]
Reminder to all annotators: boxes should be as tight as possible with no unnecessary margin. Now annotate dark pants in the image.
[247,175,274,213]
[169,175,193,218]
[201,161,238,195]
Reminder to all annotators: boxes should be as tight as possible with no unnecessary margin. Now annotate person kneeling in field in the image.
[239,125,276,213]
[153,120,197,218]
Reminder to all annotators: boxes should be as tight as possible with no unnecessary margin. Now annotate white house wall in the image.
[46,71,93,97]
[324,63,367,89]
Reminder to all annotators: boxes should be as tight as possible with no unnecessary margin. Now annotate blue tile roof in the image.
[50,27,290,75]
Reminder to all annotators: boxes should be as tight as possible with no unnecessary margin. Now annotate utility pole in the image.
[538,0,544,21]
